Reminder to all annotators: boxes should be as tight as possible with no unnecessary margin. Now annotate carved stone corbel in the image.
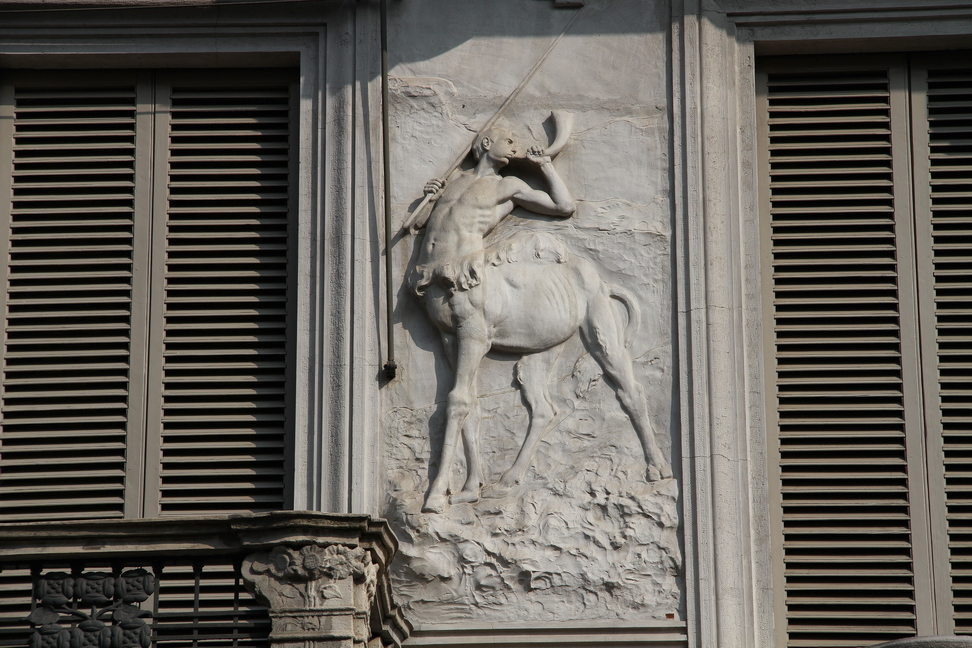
[242,544,379,648]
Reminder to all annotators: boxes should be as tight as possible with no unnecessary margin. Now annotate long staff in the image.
[400,4,587,234]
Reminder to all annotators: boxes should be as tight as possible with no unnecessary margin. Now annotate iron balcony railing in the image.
[0,512,408,648]
[3,555,270,648]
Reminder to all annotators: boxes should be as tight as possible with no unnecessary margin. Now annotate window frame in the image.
[0,66,302,520]
[754,52,972,643]
[0,2,384,516]
[673,2,972,647]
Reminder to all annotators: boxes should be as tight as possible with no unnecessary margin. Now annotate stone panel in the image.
[382,0,680,624]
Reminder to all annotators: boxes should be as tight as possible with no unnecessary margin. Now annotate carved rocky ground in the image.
[384,301,679,623]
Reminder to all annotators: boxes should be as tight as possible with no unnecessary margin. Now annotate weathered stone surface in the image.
[387,451,679,622]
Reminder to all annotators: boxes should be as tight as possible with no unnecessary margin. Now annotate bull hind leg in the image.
[492,348,563,492]
[581,289,673,481]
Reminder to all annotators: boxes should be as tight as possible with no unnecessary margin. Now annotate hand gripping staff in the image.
[399,6,585,235]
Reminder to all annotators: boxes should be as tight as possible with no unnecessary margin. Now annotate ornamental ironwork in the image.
[28,569,155,648]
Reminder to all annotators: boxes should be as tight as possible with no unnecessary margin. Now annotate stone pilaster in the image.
[243,544,379,648]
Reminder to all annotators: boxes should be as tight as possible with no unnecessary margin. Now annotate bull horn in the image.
[544,110,573,158]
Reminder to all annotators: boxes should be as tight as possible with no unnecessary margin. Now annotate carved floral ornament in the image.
[244,544,378,609]
[28,569,155,648]
[252,545,365,583]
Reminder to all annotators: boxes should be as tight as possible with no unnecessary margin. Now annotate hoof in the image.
[481,480,517,499]
[498,470,522,489]
[421,493,448,513]
[451,489,480,505]
[480,484,509,499]
[647,464,673,482]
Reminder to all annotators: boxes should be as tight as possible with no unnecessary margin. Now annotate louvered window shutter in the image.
[0,70,295,522]
[153,77,295,516]
[759,60,930,647]
[912,61,972,637]
[0,72,149,521]
[760,55,972,645]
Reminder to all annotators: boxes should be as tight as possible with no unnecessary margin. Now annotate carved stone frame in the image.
[673,1,972,647]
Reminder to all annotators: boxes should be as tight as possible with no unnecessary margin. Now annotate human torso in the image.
[418,172,518,266]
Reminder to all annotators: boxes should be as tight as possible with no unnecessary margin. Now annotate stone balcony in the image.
[0,512,409,648]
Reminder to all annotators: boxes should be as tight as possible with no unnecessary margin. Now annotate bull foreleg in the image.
[422,331,489,513]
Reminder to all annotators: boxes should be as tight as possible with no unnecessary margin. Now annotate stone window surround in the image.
[676,1,972,647]
[0,1,385,516]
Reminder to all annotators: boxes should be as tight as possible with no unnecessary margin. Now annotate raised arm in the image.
[510,147,575,217]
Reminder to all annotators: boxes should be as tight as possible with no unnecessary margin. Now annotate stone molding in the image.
[406,621,688,648]
[0,512,395,561]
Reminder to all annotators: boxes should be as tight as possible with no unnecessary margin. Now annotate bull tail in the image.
[608,285,640,348]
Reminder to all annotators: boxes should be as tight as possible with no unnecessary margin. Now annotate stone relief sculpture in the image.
[405,112,673,514]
